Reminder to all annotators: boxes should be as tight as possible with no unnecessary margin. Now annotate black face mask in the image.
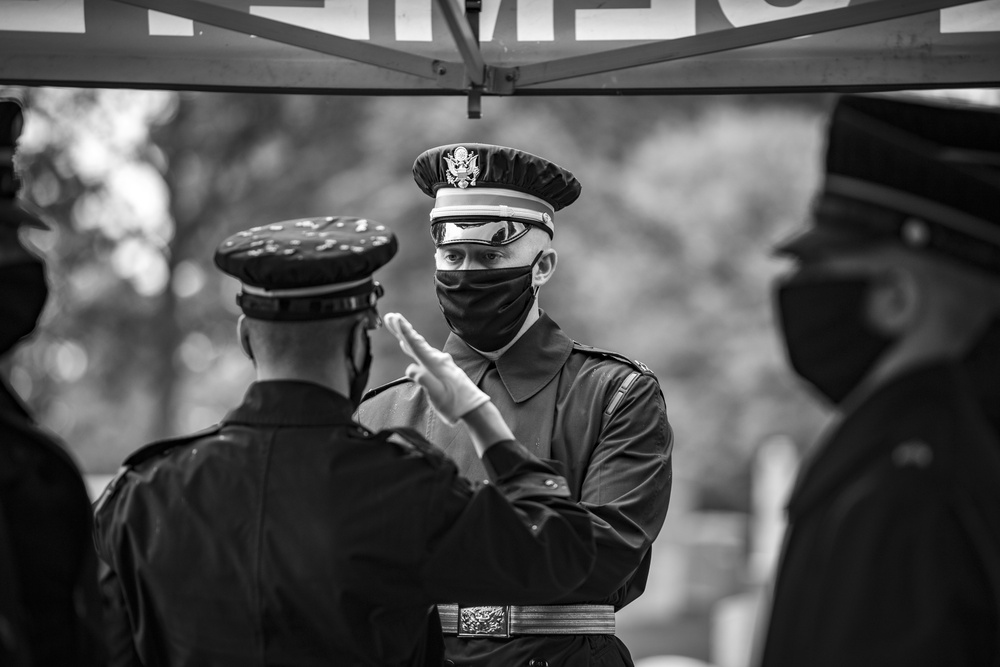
[775,273,897,405]
[346,317,374,407]
[0,260,48,355]
[434,253,541,352]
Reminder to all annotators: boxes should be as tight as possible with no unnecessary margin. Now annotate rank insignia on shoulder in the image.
[633,359,652,374]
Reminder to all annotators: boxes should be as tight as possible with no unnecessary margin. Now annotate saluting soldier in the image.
[359,144,674,667]
[758,94,1000,666]
[0,97,105,667]
[93,217,599,666]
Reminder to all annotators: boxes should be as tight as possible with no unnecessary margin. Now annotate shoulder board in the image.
[92,463,129,517]
[379,427,448,465]
[95,424,222,517]
[571,341,656,377]
[361,376,412,403]
[122,424,223,468]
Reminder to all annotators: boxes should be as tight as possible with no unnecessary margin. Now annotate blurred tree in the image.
[6,87,178,470]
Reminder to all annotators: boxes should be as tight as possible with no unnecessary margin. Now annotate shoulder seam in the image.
[379,427,448,466]
[572,341,656,376]
[122,424,222,468]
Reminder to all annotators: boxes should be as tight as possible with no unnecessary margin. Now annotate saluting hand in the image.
[384,313,490,425]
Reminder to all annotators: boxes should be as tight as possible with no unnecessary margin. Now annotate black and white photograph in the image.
[1,1,999,665]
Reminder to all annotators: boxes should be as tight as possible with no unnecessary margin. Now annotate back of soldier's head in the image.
[214,216,398,400]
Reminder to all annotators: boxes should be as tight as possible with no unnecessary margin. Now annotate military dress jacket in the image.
[359,313,674,667]
[759,361,1000,667]
[93,380,597,667]
[0,380,105,667]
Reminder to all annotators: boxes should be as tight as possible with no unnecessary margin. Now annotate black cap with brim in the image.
[774,94,1000,273]
[413,143,581,245]
[774,193,919,260]
[214,216,398,321]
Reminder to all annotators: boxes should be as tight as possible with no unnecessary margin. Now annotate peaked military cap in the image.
[214,216,397,321]
[776,94,1000,274]
[412,143,582,246]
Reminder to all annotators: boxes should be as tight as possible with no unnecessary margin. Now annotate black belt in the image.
[437,604,616,638]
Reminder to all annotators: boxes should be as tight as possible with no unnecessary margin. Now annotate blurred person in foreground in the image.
[359,144,673,666]
[0,97,105,666]
[93,217,598,666]
[758,94,1000,666]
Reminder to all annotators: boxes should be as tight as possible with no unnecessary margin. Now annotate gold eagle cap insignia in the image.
[444,146,480,189]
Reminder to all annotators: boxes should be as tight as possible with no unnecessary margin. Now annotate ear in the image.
[237,315,255,361]
[866,267,921,334]
[532,249,558,288]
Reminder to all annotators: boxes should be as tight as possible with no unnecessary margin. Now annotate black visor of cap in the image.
[431,219,550,246]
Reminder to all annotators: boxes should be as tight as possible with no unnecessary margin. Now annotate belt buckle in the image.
[457,605,511,638]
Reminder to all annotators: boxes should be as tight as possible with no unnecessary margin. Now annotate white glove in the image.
[384,313,491,425]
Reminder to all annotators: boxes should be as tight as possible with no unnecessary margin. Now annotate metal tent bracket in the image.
[109,0,981,117]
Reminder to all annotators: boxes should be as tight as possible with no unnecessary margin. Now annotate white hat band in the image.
[430,204,552,227]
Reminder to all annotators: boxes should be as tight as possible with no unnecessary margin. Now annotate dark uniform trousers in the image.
[757,359,1000,667]
[94,380,597,667]
[361,313,674,666]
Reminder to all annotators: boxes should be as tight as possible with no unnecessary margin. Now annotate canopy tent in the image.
[0,0,998,117]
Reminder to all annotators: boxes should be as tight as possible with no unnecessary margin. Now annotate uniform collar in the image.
[443,311,573,404]
[224,380,356,427]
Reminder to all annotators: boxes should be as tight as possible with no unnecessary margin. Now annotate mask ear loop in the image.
[237,314,254,361]
[346,314,375,406]
[530,250,545,297]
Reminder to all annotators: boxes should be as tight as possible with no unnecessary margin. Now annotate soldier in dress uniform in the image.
[359,144,673,667]
[758,94,1000,666]
[0,97,105,667]
[93,217,599,667]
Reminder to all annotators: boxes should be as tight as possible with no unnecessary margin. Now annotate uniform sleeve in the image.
[96,562,142,667]
[93,480,143,667]
[566,371,673,604]
[418,440,597,604]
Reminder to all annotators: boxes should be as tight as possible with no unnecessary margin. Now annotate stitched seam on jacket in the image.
[254,430,276,666]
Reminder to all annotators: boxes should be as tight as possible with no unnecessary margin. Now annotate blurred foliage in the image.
[2,88,843,510]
